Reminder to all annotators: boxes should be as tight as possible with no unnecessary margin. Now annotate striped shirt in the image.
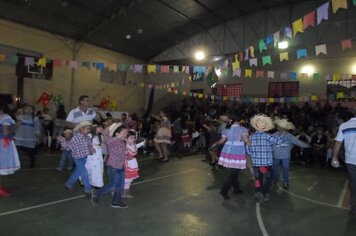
[247,131,283,166]
[272,132,310,159]
[68,133,92,158]
[335,117,356,164]
[105,137,127,169]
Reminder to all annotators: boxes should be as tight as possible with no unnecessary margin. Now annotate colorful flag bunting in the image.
[160,65,169,73]
[249,58,258,67]
[133,64,143,73]
[81,61,90,69]
[9,55,18,64]
[303,11,315,29]
[245,69,252,78]
[273,31,280,47]
[147,64,157,73]
[256,70,264,78]
[333,74,340,81]
[292,18,304,36]
[267,71,274,79]
[244,48,249,60]
[313,73,320,81]
[279,52,289,61]
[332,0,348,13]
[96,62,105,70]
[249,46,255,57]
[284,26,292,38]
[24,57,35,66]
[315,44,327,55]
[232,60,240,69]
[265,35,273,45]
[259,39,267,53]
[280,72,288,80]
[173,66,179,73]
[233,69,241,77]
[317,2,329,25]
[239,52,244,62]
[69,60,78,69]
[262,56,272,66]
[0,54,5,62]
[107,63,117,71]
[289,72,297,80]
[296,48,308,59]
[119,64,128,72]
[341,38,352,50]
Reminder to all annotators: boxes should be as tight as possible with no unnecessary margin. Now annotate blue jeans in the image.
[96,166,125,205]
[273,158,290,184]
[347,164,356,214]
[254,166,273,196]
[58,150,73,169]
[65,157,91,193]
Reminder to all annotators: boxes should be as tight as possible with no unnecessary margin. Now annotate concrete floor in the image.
[0,151,355,236]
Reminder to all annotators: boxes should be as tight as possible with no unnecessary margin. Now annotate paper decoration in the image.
[280,72,288,80]
[133,64,143,73]
[315,44,327,55]
[160,65,169,73]
[341,74,349,80]
[303,11,315,29]
[284,26,292,39]
[292,18,304,36]
[109,100,118,110]
[333,74,340,81]
[289,72,297,80]
[300,73,308,79]
[173,66,179,73]
[273,31,280,47]
[259,39,267,52]
[265,35,273,45]
[239,52,244,61]
[353,0,356,6]
[341,39,352,50]
[233,69,241,77]
[0,54,5,62]
[249,58,258,67]
[147,65,157,73]
[107,63,117,71]
[332,0,348,13]
[256,70,264,78]
[184,66,190,74]
[69,60,78,69]
[53,95,63,105]
[53,59,63,68]
[279,52,289,61]
[9,55,19,64]
[336,92,345,100]
[310,95,318,101]
[100,98,110,109]
[313,73,320,81]
[268,98,275,103]
[232,60,240,69]
[36,92,52,107]
[96,62,105,70]
[317,2,329,25]
[262,56,272,66]
[24,57,35,66]
[245,69,252,78]
[119,64,128,72]
[244,48,249,60]
[267,71,274,79]
[325,74,331,81]
[249,46,255,57]
[296,48,308,59]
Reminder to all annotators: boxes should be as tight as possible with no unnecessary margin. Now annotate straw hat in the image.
[73,121,92,132]
[274,118,295,130]
[63,129,73,135]
[219,115,230,123]
[109,122,122,137]
[250,114,274,132]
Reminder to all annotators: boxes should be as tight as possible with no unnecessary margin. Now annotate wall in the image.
[0,19,146,114]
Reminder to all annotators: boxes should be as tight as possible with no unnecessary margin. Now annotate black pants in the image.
[18,146,36,168]
[221,168,241,194]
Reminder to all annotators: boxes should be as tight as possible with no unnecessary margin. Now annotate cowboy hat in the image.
[73,121,92,132]
[250,114,274,132]
[274,118,295,130]
[63,129,73,135]
[109,122,122,137]
[219,115,230,123]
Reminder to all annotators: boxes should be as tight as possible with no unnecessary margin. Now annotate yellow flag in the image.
[107,63,117,71]
[147,64,156,73]
[292,18,304,36]
[310,95,318,101]
[333,74,340,81]
[279,52,289,62]
[37,58,47,67]
[245,69,252,78]
[336,92,345,99]
[332,0,348,13]
[268,98,275,103]
[232,60,240,69]
[0,54,5,62]
[249,46,255,57]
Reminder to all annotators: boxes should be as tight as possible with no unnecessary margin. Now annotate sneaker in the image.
[91,189,99,206]
[111,202,128,209]
[255,192,264,203]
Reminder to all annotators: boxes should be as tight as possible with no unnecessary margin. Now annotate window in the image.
[269,82,299,97]
[214,84,243,97]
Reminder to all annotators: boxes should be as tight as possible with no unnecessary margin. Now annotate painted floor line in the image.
[279,187,349,210]
[256,203,269,236]
[337,180,349,207]
[0,168,197,217]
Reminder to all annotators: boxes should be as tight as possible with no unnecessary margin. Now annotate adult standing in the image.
[66,95,101,129]
[211,116,251,200]
[332,110,356,216]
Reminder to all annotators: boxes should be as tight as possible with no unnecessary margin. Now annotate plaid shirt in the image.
[68,133,92,158]
[105,137,127,169]
[272,132,309,160]
[58,139,72,151]
[247,131,283,166]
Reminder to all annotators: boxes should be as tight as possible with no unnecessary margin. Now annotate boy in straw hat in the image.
[272,118,310,189]
[64,121,93,195]
[247,114,283,203]
[56,129,73,171]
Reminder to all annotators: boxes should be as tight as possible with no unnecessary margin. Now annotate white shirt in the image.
[66,107,96,125]
[335,117,356,165]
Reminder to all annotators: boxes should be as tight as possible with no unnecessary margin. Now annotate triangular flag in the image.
[317,2,329,25]
[0,54,5,62]
[341,38,352,50]
[160,65,169,73]
[249,46,255,57]
[273,31,280,47]
[333,74,340,81]
[332,0,347,13]
[279,52,289,61]
[232,60,240,69]
[341,74,349,80]
[259,39,267,53]
[262,56,272,66]
[173,66,179,73]
[24,57,35,66]
[37,58,46,68]
[239,52,244,61]
[53,59,62,68]
[303,11,315,29]
[245,69,252,78]
[280,72,288,80]
[292,18,304,36]
[69,60,78,69]
[265,35,273,45]
[233,69,241,77]
[81,61,90,69]
[325,74,331,81]
[133,64,143,73]
[249,58,258,67]
[296,48,308,59]
[244,48,249,60]
[184,66,190,74]
[288,72,297,80]
[119,64,128,72]
[313,73,320,81]
[147,65,157,73]
[95,62,105,70]
[300,73,308,79]
[9,55,18,64]
[284,26,292,39]
[315,44,327,55]
[267,71,274,79]
[107,63,117,71]
[256,70,264,78]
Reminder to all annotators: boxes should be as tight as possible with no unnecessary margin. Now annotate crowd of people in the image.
[0,95,355,216]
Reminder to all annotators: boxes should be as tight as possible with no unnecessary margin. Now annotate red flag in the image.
[303,11,315,29]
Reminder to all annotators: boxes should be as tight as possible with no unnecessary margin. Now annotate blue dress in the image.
[0,114,20,175]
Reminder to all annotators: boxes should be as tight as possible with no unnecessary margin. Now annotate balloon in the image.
[53,95,64,105]
[36,92,52,107]
[100,98,109,109]
[109,100,118,111]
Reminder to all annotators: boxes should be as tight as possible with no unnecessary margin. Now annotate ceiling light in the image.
[278,41,289,49]
[301,65,315,75]
[137,28,143,34]
[213,56,222,61]
[351,63,356,74]
[126,34,131,39]
[194,51,205,60]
